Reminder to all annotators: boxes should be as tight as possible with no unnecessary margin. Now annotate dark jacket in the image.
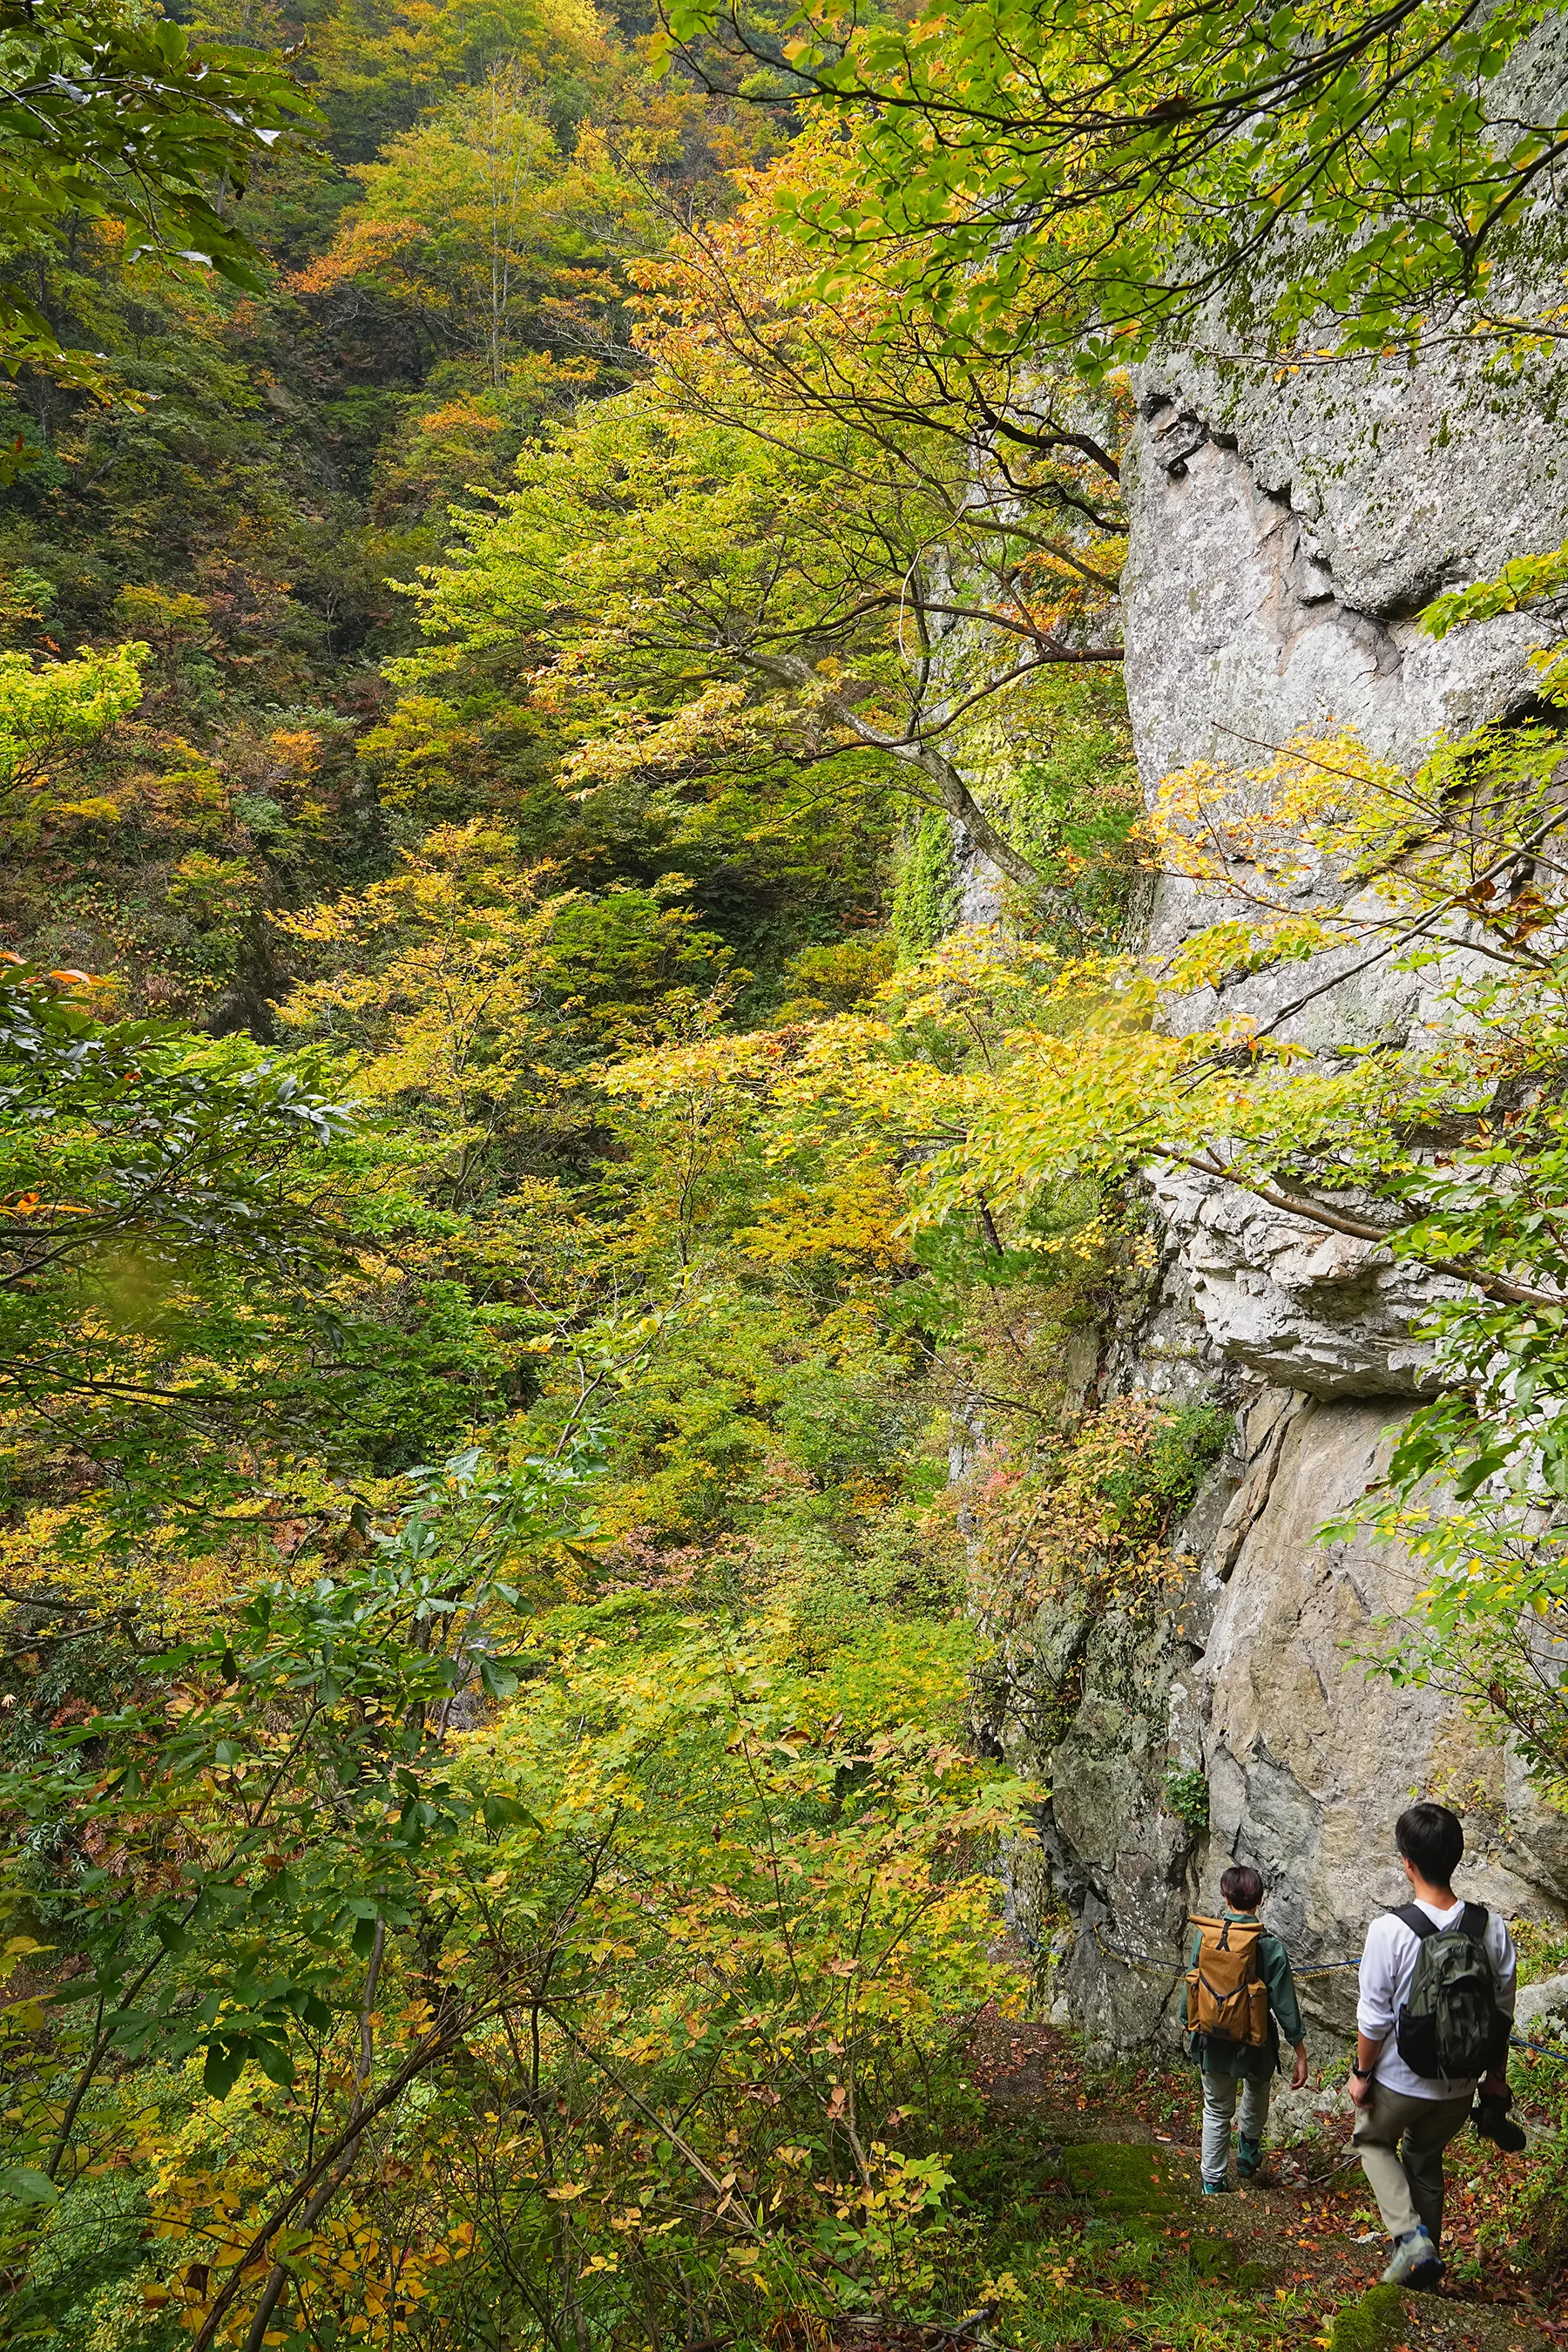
[1186,1908,1305,2079]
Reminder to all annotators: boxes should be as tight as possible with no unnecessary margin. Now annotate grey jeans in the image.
[1200,2069,1271,2183]
[1352,2083,1473,2244]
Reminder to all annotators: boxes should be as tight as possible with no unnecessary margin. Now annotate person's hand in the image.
[1348,2071,1375,2109]
[1291,2044,1309,2090]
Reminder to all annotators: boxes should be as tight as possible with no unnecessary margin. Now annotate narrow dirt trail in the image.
[959,2021,1564,2352]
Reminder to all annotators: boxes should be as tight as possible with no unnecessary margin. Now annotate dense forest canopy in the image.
[3,0,1568,2343]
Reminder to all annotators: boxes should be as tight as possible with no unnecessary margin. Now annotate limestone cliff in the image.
[994,346,1568,2052]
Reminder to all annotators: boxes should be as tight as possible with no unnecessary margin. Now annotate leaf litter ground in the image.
[821,2019,1565,2352]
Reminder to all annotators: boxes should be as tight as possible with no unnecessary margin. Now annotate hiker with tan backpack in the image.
[1186,1862,1308,2194]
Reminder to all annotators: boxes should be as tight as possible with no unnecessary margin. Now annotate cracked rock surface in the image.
[1146,1165,1463,1400]
[1001,326,1568,2044]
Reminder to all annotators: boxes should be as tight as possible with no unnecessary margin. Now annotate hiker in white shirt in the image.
[1349,1802,1517,2290]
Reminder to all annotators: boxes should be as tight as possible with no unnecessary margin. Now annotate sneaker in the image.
[1201,2177,1232,2196]
[1381,2227,1442,2288]
[1236,2136,1263,2179]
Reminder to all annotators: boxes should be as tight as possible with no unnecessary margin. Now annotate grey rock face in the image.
[1119,341,1568,1400]
[1017,328,1568,2046]
[1147,1166,1463,1400]
[952,818,1006,930]
[1006,1382,1568,2053]
[1204,1396,1567,2032]
[1515,1973,1568,2045]
[1123,357,1568,796]
[983,1586,1199,2052]
[1269,2078,1352,2145]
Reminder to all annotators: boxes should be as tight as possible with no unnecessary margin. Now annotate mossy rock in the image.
[1187,2235,1237,2278]
[1062,2142,1184,2220]
[1186,2237,1274,2289]
[1329,2282,1404,2352]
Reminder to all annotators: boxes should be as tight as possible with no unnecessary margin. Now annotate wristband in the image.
[1351,2064,1374,2080]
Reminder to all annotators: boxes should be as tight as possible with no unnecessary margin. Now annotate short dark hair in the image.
[1396,1802,1463,1882]
[1220,1863,1264,1911]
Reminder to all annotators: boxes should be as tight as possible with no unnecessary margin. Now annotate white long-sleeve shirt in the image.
[1357,1898,1516,2100]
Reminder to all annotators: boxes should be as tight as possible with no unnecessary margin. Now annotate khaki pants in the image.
[1200,2068,1271,2183]
[1352,2083,1473,2244]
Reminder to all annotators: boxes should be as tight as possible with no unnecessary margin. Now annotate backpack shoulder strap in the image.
[1391,1903,1437,1939]
[1458,1902,1489,1943]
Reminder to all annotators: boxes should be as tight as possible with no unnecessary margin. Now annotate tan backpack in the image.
[1186,1914,1270,2046]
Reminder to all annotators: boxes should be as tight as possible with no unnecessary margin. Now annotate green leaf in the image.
[203,2038,247,2100]
[252,2038,298,2088]
[477,1656,520,1701]
[0,2166,59,2210]
[481,1794,538,1833]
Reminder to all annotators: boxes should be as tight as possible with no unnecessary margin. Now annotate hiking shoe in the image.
[1381,2227,1442,2288]
[1236,2136,1263,2179]
[1201,2177,1232,2196]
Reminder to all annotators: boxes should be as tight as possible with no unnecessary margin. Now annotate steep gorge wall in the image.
[995,343,1568,2052]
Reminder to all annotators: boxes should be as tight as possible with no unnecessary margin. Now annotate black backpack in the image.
[1392,1903,1507,2080]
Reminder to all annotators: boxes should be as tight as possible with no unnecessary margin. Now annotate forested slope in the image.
[3,1,1568,2345]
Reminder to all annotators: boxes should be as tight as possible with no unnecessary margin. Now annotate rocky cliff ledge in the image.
[991,346,1568,2053]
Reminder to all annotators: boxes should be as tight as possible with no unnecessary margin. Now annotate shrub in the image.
[1162,1766,1210,1835]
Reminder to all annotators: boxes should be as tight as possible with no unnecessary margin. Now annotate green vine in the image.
[891,806,960,956]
